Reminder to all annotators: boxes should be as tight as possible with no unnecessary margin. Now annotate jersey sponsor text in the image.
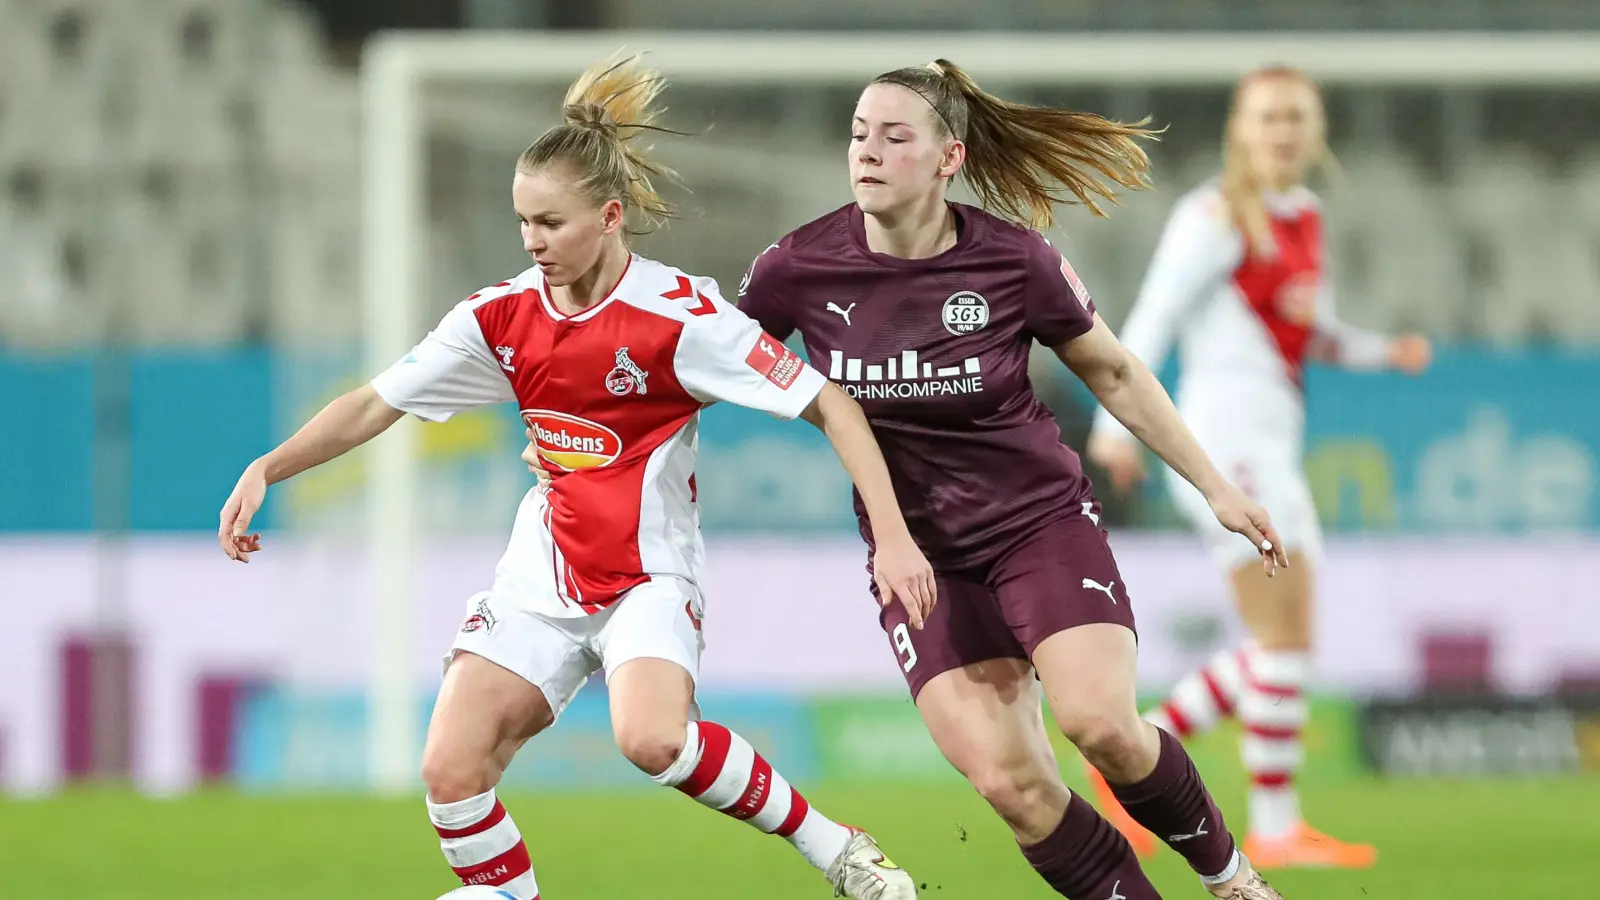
[522,409,623,470]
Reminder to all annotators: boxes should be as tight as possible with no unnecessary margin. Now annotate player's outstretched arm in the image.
[799,383,937,628]
[218,384,404,563]
[1314,319,1433,374]
[1055,316,1288,574]
[1309,284,1433,375]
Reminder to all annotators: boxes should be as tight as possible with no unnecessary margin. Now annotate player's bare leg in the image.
[421,651,554,899]
[609,657,916,899]
[916,658,1162,898]
[1231,552,1375,869]
[1036,623,1280,898]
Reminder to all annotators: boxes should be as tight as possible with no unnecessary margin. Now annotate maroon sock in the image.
[1020,792,1163,899]
[1110,726,1238,879]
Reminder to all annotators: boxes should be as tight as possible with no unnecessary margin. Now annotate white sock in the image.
[653,720,851,871]
[1250,788,1303,842]
[785,807,856,872]
[1199,848,1243,886]
[1239,649,1309,840]
[427,789,540,899]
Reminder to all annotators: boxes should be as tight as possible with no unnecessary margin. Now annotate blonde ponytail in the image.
[517,52,684,233]
[873,59,1162,228]
[1220,138,1273,256]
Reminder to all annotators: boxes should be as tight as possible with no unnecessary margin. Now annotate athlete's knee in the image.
[421,742,497,804]
[614,720,687,777]
[1057,710,1151,776]
[964,759,1067,829]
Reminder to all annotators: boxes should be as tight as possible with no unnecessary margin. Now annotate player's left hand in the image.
[873,532,937,630]
[1388,333,1432,374]
[1208,486,1289,576]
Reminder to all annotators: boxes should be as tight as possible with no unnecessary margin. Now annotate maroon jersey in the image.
[737,203,1100,571]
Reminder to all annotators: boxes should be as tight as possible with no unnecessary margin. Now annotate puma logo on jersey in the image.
[495,345,516,373]
[1106,881,1127,900]
[826,301,857,325]
[1168,817,1210,842]
[1081,577,1118,604]
[605,347,649,396]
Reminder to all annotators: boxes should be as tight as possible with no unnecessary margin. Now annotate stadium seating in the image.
[2,2,1599,349]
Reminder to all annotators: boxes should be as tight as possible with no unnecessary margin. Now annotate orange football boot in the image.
[1244,822,1377,869]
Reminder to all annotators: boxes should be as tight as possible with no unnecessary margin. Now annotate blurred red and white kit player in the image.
[1086,65,1432,869]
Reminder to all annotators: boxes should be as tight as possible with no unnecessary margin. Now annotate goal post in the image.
[358,30,1600,793]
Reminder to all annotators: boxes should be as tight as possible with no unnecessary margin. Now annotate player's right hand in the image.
[1207,484,1289,576]
[1387,333,1433,374]
[1086,432,1146,493]
[873,532,937,630]
[218,462,268,563]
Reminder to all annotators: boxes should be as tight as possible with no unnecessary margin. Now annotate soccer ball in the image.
[435,888,519,900]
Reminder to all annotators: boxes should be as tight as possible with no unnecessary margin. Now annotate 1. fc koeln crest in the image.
[605,347,649,396]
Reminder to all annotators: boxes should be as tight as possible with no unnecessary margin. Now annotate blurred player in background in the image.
[1085,65,1432,869]
[217,54,930,900]
[736,59,1289,900]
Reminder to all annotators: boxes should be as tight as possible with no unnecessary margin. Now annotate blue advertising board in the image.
[1,345,1595,534]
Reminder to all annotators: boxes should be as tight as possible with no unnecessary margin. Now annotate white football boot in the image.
[824,827,917,899]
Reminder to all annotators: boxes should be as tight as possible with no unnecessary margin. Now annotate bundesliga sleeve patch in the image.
[1060,254,1092,309]
[744,332,803,389]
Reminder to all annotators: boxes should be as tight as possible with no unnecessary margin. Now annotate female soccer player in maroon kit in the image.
[736,61,1290,900]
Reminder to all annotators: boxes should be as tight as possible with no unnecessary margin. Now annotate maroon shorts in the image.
[875,511,1138,699]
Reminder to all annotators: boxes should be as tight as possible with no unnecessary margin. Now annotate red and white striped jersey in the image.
[371,254,827,618]
[1091,181,1390,454]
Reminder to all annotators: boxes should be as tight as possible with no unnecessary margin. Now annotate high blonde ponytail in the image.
[872,59,1162,228]
[517,52,685,233]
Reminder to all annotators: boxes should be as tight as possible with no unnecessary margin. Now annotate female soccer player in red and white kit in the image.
[216,55,930,900]
[735,60,1290,900]
[1085,66,1431,869]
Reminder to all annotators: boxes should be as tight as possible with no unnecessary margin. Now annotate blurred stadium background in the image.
[3,1,1600,897]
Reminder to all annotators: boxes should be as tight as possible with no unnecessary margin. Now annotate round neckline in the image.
[847,202,974,269]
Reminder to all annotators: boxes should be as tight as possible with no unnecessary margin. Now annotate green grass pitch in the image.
[5,760,1597,898]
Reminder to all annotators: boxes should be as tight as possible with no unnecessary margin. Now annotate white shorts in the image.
[445,575,706,720]
[1165,449,1324,572]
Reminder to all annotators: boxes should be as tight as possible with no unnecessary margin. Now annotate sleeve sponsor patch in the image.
[1060,254,1091,309]
[744,332,803,389]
